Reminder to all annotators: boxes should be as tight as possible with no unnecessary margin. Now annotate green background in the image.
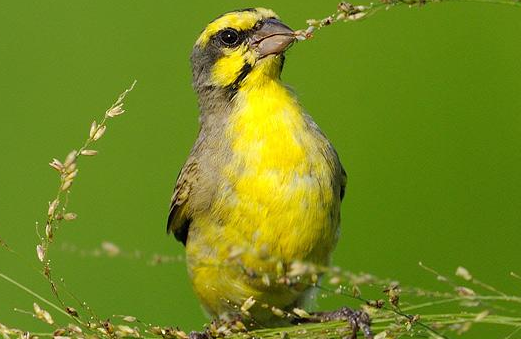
[1,0,520,337]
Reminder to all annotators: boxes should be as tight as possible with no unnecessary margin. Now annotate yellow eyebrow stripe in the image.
[196,8,278,47]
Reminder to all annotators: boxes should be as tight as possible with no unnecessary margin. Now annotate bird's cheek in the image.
[211,50,255,88]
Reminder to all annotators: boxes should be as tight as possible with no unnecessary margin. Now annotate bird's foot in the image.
[295,306,373,339]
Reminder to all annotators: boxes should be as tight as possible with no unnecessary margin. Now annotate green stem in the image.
[0,272,71,319]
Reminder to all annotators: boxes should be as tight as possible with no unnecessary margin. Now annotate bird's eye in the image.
[219,29,240,46]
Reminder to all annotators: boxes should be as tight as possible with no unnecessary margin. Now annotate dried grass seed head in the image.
[63,150,77,168]
[271,306,285,317]
[240,296,256,315]
[92,125,107,141]
[101,241,121,256]
[60,180,73,191]
[33,303,54,325]
[36,245,45,262]
[65,307,79,317]
[292,308,311,318]
[89,121,98,138]
[455,266,473,281]
[49,159,64,172]
[80,149,98,156]
[48,199,59,216]
[63,213,77,221]
[106,104,125,118]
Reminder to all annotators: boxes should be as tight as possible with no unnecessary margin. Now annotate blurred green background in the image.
[1,0,520,337]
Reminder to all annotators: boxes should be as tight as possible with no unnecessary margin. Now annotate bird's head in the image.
[191,8,295,101]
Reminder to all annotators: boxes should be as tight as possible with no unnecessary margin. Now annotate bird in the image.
[167,7,370,336]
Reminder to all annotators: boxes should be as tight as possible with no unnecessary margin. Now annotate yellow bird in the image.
[167,7,369,336]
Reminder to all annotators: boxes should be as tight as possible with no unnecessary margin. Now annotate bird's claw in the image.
[325,307,373,339]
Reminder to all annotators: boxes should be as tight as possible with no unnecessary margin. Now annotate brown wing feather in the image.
[167,161,198,245]
[340,165,347,201]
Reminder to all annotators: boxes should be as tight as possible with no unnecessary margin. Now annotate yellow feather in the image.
[211,46,255,87]
[196,8,278,47]
[187,55,339,324]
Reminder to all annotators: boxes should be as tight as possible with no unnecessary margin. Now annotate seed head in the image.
[383,284,401,307]
[367,299,385,309]
[240,297,256,315]
[455,286,476,297]
[60,180,73,192]
[33,303,54,325]
[149,327,162,336]
[93,125,107,141]
[455,266,472,281]
[347,12,367,20]
[106,104,125,118]
[65,162,77,174]
[53,328,67,337]
[89,121,98,138]
[48,199,59,216]
[321,16,334,26]
[63,150,77,168]
[64,169,78,182]
[271,307,285,318]
[338,1,355,12]
[80,149,98,156]
[101,241,121,257]
[288,261,307,277]
[67,324,82,334]
[292,308,311,319]
[116,325,136,337]
[63,213,77,221]
[49,159,64,172]
[305,19,321,27]
[36,245,45,262]
[102,320,114,335]
[65,307,79,317]
[45,224,53,240]
[122,316,136,323]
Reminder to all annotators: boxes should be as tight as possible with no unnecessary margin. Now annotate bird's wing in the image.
[167,160,198,245]
[302,112,347,202]
[340,165,347,201]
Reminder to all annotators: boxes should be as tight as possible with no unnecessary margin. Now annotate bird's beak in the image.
[251,18,296,58]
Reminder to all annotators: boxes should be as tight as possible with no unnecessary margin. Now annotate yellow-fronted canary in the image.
[167,7,354,330]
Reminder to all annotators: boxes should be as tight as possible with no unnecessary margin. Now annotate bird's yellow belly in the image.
[186,83,340,324]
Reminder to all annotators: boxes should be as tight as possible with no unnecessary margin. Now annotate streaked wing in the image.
[340,165,347,201]
[167,160,198,245]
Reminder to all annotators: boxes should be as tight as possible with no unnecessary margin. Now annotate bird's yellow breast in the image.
[218,78,338,262]
[186,69,340,321]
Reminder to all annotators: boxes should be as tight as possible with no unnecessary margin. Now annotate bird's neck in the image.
[226,76,305,155]
[197,57,286,124]
[240,56,284,90]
